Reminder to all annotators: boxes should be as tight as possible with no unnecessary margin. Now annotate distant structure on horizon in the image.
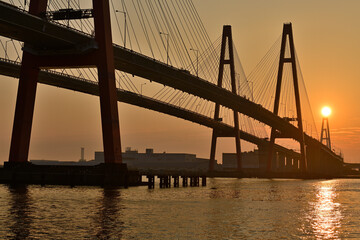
[223,150,262,170]
[30,147,268,172]
[94,147,219,171]
[79,147,85,162]
[30,147,222,171]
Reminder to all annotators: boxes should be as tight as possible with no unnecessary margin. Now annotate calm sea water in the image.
[0,178,360,239]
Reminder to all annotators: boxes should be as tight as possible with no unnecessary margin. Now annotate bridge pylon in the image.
[320,117,331,149]
[267,23,307,173]
[8,0,123,165]
[209,25,242,172]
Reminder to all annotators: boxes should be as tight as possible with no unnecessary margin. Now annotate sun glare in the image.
[321,106,332,117]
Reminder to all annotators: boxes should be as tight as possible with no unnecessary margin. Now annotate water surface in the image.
[0,178,359,239]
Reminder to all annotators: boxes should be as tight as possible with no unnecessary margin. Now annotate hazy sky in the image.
[1,0,360,163]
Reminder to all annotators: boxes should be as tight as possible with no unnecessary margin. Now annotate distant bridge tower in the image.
[267,23,307,172]
[8,0,123,165]
[320,107,332,149]
[209,25,242,172]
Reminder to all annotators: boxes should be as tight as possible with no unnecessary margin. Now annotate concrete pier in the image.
[182,176,188,187]
[147,175,155,189]
[173,176,179,187]
[201,176,206,186]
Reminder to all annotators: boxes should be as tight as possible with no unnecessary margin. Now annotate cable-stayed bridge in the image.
[0,0,344,179]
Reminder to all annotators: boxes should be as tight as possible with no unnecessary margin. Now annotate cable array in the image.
[247,35,318,139]
[0,37,23,62]
[8,0,333,142]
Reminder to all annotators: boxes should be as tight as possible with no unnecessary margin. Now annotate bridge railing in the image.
[0,57,20,65]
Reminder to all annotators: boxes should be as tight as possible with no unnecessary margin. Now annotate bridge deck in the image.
[0,1,298,137]
[0,58,300,157]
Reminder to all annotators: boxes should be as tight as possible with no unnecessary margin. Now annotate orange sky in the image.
[1,0,360,163]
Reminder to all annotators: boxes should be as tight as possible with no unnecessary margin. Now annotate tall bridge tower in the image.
[320,107,332,149]
[267,23,307,172]
[209,25,242,172]
[8,0,123,165]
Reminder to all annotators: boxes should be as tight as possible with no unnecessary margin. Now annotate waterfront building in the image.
[31,147,221,171]
[95,147,219,171]
[222,150,261,170]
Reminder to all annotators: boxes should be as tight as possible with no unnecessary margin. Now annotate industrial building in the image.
[222,150,263,170]
[94,147,219,171]
[31,147,221,171]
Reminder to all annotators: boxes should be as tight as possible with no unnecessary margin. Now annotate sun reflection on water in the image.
[310,181,343,239]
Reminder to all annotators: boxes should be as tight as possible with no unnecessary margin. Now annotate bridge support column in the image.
[209,25,241,172]
[166,176,171,188]
[190,177,194,187]
[182,176,188,187]
[159,176,165,188]
[201,176,206,186]
[9,53,40,164]
[147,175,155,189]
[173,176,179,187]
[8,0,47,164]
[267,23,307,173]
[92,0,122,164]
[8,0,123,165]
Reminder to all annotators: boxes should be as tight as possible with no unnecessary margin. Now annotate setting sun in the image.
[321,106,332,117]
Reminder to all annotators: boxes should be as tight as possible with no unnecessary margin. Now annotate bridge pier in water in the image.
[173,176,180,188]
[144,174,205,189]
[8,0,123,165]
[201,176,207,186]
[147,175,155,189]
[258,146,302,175]
[190,176,200,187]
[182,176,188,187]
[158,176,172,188]
[190,177,194,187]
[3,0,130,186]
